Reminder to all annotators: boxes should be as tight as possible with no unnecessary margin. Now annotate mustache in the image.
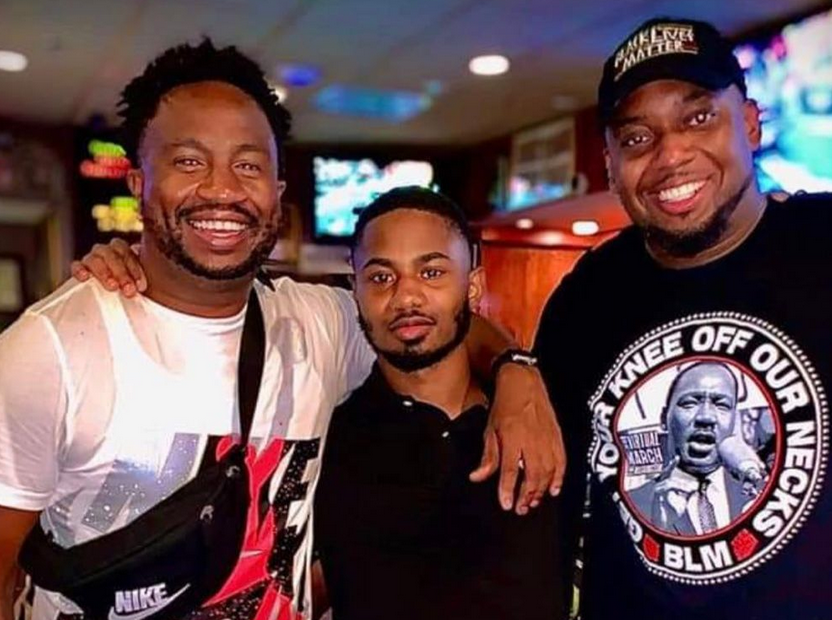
[176,203,257,224]
[388,311,437,330]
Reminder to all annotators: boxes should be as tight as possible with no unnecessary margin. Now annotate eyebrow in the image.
[608,115,644,130]
[416,251,451,264]
[360,257,394,271]
[167,138,208,151]
[682,90,715,105]
[359,252,451,271]
[166,140,269,156]
[234,143,270,156]
[609,90,717,130]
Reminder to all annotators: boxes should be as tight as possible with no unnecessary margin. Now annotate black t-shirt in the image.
[314,367,566,620]
[534,193,832,620]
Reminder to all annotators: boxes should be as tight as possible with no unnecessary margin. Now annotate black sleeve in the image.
[533,269,595,617]
[476,498,566,620]
[312,404,346,568]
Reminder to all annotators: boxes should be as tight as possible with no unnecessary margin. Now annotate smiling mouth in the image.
[651,180,708,215]
[189,219,250,232]
[658,180,706,202]
[184,214,255,250]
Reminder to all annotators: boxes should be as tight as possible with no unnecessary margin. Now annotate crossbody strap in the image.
[237,286,266,444]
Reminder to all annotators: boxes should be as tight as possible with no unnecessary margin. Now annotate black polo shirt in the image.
[314,366,566,620]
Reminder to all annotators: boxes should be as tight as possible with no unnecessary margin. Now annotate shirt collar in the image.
[359,363,489,422]
[360,363,411,408]
[667,464,727,494]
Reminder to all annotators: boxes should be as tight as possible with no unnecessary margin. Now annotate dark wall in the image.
[574,106,608,193]
[0,115,76,316]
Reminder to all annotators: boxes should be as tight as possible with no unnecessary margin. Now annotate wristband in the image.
[492,348,538,375]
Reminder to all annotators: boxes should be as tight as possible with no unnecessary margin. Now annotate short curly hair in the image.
[351,186,476,263]
[118,38,291,176]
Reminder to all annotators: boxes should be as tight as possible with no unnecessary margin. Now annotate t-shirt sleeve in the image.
[532,268,594,602]
[0,312,68,511]
[317,286,375,404]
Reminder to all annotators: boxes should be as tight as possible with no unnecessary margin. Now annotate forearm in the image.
[310,559,330,620]
[466,314,517,379]
[0,507,40,620]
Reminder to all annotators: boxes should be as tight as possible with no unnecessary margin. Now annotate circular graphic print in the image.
[589,313,828,584]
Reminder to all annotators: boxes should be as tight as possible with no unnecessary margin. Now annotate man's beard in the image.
[143,203,279,280]
[359,303,472,373]
[644,173,753,258]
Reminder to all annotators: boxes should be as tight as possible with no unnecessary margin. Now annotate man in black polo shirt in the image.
[314,187,564,620]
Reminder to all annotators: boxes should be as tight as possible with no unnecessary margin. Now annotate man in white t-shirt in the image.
[0,40,563,620]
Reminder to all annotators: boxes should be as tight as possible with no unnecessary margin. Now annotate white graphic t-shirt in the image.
[0,277,374,620]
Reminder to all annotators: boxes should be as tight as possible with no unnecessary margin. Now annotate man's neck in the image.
[648,186,768,269]
[379,346,485,419]
[139,240,252,318]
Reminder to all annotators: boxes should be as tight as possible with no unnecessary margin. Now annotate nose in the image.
[195,164,247,204]
[390,274,426,311]
[653,130,695,171]
[693,400,718,426]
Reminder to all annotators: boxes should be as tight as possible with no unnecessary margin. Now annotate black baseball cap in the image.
[597,17,747,126]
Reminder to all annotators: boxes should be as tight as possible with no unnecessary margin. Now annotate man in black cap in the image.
[535,16,832,620]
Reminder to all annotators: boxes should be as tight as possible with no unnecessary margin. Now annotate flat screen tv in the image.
[735,7,832,193]
[313,157,436,239]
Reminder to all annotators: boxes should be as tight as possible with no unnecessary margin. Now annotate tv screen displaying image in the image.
[735,7,832,192]
[313,157,436,238]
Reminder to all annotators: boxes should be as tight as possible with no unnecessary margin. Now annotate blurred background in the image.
[0,0,830,340]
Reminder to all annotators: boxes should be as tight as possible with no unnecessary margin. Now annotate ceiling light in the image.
[516,218,534,230]
[469,55,509,76]
[538,231,565,246]
[572,220,600,236]
[0,50,28,72]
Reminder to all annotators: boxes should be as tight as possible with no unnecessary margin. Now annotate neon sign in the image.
[92,196,142,233]
[80,140,131,179]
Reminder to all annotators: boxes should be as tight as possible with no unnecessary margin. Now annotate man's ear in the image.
[743,98,762,151]
[126,168,143,201]
[604,148,618,196]
[468,266,485,312]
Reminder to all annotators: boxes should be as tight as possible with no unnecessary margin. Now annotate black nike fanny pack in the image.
[18,288,267,620]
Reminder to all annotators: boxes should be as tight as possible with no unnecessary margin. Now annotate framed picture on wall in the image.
[508,117,576,211]
[0,255,25,313]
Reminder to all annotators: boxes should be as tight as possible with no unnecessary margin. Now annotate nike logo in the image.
[107,584,189,620]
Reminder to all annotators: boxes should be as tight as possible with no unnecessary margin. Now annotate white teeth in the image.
[658,181,706,203]
[190,220,247,232]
